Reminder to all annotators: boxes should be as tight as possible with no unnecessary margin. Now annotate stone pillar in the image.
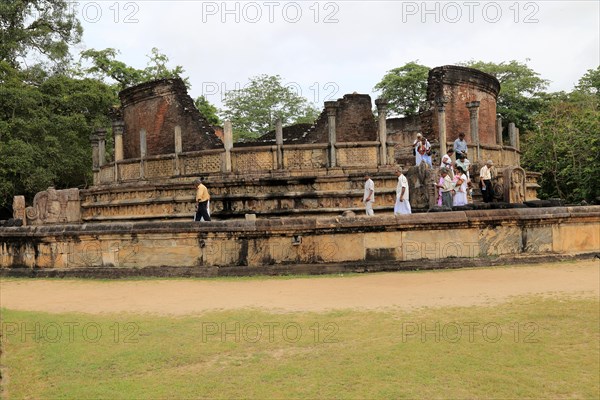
[139,128,147,179]
[508,122,517,148]
[90,132,100,169]
[223,121,233,173]
[436,96,448,157]
[139,128,147,158]
[174,125,182,175]
[375,98,388,165]
[112,120,124,162]
[275,118,283,169]
[325,101,338,168]
[466,101,481,162]
[174,125,183,154]
[96,129,106,167]
[496,116,503,146]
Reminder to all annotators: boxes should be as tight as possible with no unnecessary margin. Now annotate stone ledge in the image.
[2,253,596,279]
[3,206,599,237]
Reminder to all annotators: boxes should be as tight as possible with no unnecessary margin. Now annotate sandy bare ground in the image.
[1,260,598,315]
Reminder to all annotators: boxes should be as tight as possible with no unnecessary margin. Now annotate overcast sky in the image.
[72,0,600,108]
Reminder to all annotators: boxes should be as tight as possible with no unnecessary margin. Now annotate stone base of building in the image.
[2,206,598,277]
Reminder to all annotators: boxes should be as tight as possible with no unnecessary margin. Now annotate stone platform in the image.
[2,206,598,277]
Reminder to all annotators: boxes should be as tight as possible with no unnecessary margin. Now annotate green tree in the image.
[0,66,116,211]
[80,47,188,90]
[194,95,221,126]
[373,61,430,116]
[0,0,82,68]
[220,74,319,140]
[522,85,599,203]
[459,60,549,132]
[576,66,600,99]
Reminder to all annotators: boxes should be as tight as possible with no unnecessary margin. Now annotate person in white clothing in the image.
[394,169,411,215]
[440,149,455,179]
[363,173,375,216]
[417,136,432,167]
[413,133,423,165]
[452,166,468,206]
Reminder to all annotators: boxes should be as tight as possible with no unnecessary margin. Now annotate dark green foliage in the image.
[195,96,221,126]
[0,64,116,210]
[373,61,430,116]
[522,85,600,203]
[220,74,319,140]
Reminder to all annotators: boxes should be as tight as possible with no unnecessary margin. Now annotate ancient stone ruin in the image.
[2,66,598,276]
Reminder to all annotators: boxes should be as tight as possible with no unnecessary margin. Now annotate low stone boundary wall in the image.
[1,207,598,277]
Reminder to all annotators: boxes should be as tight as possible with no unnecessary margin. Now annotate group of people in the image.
[363,169,411,217]
[363,131,497,215]
[418,131,496,205]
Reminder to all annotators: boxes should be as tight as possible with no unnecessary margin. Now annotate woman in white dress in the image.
[452,166,468,207]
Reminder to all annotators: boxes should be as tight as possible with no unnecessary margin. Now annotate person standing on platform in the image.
[440,149,455,178]
[394,169,411,215]
[479,160,495,203]
[363,173,375,216]
[418,136,432,167]
[413,133,423,165]
[435,167,455,208]
[194,177,211,222]
[453,132,468,160]
[453,166,468,206]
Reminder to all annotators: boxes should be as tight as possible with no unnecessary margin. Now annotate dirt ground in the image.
[1,260,598,315]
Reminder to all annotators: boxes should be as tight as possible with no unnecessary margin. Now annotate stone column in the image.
[508,122,517,148]
[139,128,147,158]
[96,128,107,167]
[90,132,100,169]
[275,118,283,169]
[436,96,448,157]
[375,98,388,165]
[223,121,233,173]
[112,120,124,162]
[325,101,338,168]
[174,125,182,175]
[139,128,147,179]
[496,116,503,146]
[466,101,481,162]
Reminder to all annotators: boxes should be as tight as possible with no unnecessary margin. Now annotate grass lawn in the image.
[1,295,598,399]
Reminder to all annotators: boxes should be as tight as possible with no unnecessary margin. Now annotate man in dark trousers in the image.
[194,177,211,221]
[479,160,495,203]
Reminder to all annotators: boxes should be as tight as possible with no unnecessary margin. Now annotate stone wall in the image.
[426,66,500,145]
[2,207,598,275]
[119,78,222,159]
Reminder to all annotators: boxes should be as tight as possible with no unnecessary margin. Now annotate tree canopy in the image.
[79,47,189,90]
[0,0,82,68]
[220,74,319,140]
[373,61,430,117]
[458,60,549,132]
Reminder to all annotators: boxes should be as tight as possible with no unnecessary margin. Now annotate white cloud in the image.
[74,0,599,108]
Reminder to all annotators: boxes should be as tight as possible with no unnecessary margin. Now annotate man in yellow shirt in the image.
[194,178,211,221]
